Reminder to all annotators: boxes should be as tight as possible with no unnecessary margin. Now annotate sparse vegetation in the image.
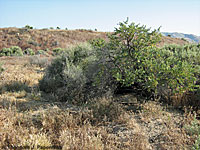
[24,25,33,29]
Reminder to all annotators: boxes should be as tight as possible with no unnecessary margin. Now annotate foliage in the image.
[24,48,35,55]
[89,38,106,50]
[24,25,33,29]
[157,44,200,95]
[185,117,200,150]
[185,117,200,136]
[91,20,200,99]
[90,19,162,96]
[36,50,46,55]
[0,46,23,56]
[10,46,23,56]
[52,48,64,56]
[39,43,116,103]
[0,48,12,56]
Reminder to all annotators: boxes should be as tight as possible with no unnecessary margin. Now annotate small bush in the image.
[0,48,12,56]
[36,50,46,55]
[10,46,23,56]
[24,48,35,55]
[29,55,50,67]
[24,25,33,29]
[52,48,64,56]
[0,81,30,93]
[0,46,23,56]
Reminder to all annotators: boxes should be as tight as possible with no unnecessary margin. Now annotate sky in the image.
[0,0,200,35]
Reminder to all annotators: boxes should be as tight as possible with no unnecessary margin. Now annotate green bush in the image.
[185,117,200,150]
[25,25,33,29]
[24,48,35,55]
[91,20,199,99]
[157,44,200,97]
[90,19,162,96]
[0,48,12,56]
[39,43,116,103]
[89,38,106,50]
[10,46,23,56]
[52,48,64,56]
[36,50,46,55]
[0,46,23,56]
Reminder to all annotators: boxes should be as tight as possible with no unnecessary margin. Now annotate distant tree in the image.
[50,27,54,29]
[25,25,33,29]
[56,27,60,29]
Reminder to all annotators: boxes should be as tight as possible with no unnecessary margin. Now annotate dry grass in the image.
[0,28,188,53]
[0,56,198,150]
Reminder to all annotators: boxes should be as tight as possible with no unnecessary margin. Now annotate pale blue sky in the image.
[0,0,200,35]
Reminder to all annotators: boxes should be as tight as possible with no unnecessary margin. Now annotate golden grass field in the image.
[0,55,199,150]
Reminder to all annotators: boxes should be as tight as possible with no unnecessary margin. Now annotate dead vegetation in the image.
[0,55,198,150]
[0,27,188,53]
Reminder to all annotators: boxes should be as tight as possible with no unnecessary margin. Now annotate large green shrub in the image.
[157,44,200,95]
[91,19,162,96]
[91,20,199,99]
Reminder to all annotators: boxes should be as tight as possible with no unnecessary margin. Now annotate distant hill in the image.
[162,32,200,43]
[0,28,189,52]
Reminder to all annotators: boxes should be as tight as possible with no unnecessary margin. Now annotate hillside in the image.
[162,32,200,43]
[0,28,188,52]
